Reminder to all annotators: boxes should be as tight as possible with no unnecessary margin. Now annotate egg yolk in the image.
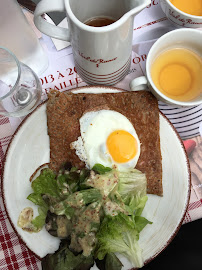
[107,130,138,163]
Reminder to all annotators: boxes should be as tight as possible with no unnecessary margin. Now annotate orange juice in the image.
[169,0,202,16]
[151,48,202,102]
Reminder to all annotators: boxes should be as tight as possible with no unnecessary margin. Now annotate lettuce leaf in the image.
[125,194,148,217]
[31,206,48,231]
[84,169,119,197]
[134,216,152,233]
[96,213,144,268]
[92,164,112,175]
[26,169,59,231]
[27,192,49,231]
[95,253,123,270]
[105,253,123,270]
[31,168,59,197]
[42,240,94,270]
[118,169,147,201]
[51,189,102,218]
[118,169,149,216]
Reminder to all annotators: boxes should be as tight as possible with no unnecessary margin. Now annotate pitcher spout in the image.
[125,0,151,18]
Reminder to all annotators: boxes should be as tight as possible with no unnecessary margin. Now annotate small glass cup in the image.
[0,46,42,117]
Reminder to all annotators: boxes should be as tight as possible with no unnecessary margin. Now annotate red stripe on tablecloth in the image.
[0,205,40,269]
[0,117,9,125]
[0,136,12,147]
[183,212,192,223]
[0,135,11,176]
[0,219,20,269]
[187,200,202,211]
[0,141,3,176]
[0,136,12,173]
[0,207,7,222]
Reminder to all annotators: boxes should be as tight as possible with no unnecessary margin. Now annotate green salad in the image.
[18,163,152,270]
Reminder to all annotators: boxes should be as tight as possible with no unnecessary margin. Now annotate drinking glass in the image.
[0,0,49,75]
[0,46,42,117]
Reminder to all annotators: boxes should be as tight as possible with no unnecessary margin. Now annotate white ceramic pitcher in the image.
[34,0,151,85]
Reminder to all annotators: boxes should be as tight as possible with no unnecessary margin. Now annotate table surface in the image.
[4,1,202,269]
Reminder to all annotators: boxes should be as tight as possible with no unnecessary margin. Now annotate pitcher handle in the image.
[129,76,148,91]
[34,0,70,41]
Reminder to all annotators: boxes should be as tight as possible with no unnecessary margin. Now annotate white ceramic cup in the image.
[160,0,202,28]
[129,28,202,107]
[34,0,151,85]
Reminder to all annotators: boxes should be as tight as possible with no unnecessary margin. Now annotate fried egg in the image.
[71,110,141,171]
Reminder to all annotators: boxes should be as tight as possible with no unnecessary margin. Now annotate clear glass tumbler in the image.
[0,0,49,75]
[0,46,42,117]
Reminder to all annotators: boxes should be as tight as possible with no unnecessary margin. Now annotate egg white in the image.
[71,110,141,171]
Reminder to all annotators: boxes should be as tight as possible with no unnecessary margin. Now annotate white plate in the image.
[2,86,191,269]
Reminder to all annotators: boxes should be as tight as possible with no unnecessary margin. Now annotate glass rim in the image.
[0,46,21,100]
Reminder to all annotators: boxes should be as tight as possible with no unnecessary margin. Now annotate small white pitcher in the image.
[34,0,151,85]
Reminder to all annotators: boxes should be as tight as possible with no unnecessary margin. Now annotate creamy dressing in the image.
[103,200,127,216]
[67,192,85,208]
[67,170,123,256]
[68,170,126,256]
[17,207,37,232]
[70,202,101,257]
[86,170,119,197]
[56,216,71,238]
